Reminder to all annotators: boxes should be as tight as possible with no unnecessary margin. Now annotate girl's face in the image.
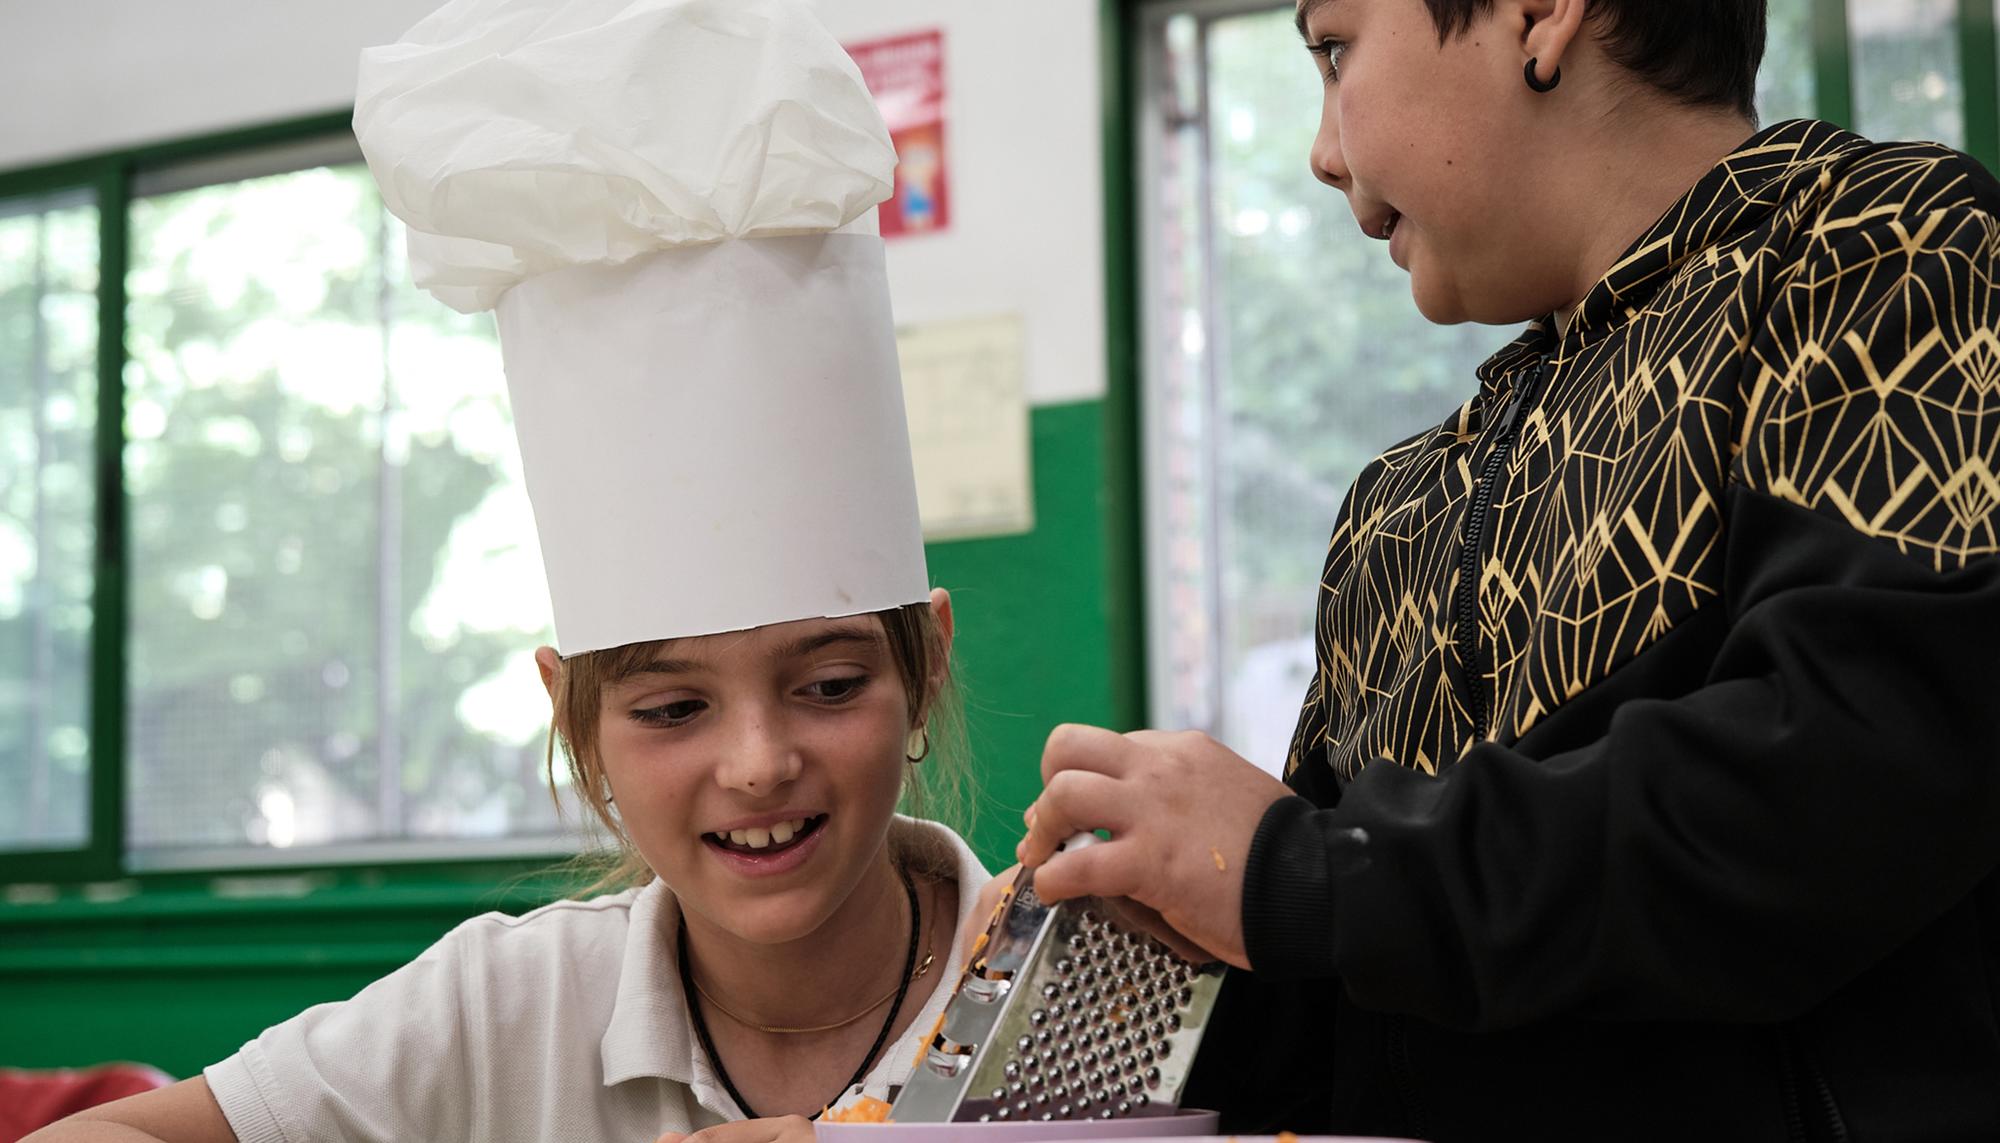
[591,612,921,946]
[1299,0,1578,324]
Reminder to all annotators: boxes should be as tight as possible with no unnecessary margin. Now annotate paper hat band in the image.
[495,234,930,655]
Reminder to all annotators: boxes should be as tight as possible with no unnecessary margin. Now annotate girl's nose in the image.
[715,713,802,797]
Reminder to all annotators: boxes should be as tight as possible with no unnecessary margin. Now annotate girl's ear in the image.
[534,645,570,741]
[926,587,956,704]
[928,587,955,648]
[534,645,561,700]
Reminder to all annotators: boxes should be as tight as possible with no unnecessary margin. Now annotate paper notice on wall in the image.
[847,29,949,238]
[898,315,1033,541]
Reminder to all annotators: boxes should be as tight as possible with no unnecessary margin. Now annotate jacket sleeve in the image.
[1240,205,2000,1032]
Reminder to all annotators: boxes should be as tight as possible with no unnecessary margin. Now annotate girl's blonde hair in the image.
[544,601,968,895]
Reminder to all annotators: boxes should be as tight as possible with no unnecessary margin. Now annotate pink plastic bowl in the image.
[814,1109,1221,1143]
[1063,1137,1421,1143]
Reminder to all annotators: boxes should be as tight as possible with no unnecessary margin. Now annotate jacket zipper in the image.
[1778,1025,1850,1143]
[1778,1030,1808,1143]
[1454,358,1550,741]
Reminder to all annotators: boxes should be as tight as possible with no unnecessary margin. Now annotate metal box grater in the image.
[891,834,1227,1123]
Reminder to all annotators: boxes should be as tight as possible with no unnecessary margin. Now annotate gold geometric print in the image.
[1287,120,2000,783]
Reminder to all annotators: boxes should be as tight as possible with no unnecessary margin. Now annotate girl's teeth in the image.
[714,818,813,850]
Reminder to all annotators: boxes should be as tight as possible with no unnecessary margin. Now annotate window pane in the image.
[1851,0,1964,147]
[124,153,565,863]
[0,193,98,852]
[1758,0,1817,124]
[1145,9,1495,773]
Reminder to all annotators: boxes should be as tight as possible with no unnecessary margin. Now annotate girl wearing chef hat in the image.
[25,2,991,1142]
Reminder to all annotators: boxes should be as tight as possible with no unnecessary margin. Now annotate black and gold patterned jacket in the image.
[1212,122,2000,1140]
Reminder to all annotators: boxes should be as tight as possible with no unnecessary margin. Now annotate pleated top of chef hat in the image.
[354,0,928,655]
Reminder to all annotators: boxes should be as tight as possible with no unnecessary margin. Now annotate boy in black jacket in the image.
[1019,1,2000,1138]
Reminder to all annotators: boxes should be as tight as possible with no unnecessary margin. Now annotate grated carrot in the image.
[912,1009,949,1068]
[821,1096,895,1123]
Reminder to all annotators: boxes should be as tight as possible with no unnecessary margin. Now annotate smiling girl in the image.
[26,1,987,1141]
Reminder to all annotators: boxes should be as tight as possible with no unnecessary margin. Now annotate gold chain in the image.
[692,946,935,1035]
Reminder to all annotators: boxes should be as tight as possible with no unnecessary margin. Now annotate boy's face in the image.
[1298,0,1565,324]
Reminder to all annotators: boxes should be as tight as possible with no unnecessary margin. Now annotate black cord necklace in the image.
[679,865,921,1121]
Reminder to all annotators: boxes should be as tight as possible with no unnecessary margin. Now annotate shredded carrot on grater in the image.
[912,1009,949,1068]
[821,1097,895,1123]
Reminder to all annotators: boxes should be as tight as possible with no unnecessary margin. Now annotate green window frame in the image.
[0,111,578,891]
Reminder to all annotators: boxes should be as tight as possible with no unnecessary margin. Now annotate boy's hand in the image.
[1018,725,1292,970]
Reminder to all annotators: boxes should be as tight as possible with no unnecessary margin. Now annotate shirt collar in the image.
[1475,118,1870,399]
[599,879,714,1095]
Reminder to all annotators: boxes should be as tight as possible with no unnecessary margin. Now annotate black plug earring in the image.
[1525,57,1562,93]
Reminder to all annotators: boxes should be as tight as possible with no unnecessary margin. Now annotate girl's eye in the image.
[1309,38,1349,84]
[631,699,705,727]
[804,675,870,703]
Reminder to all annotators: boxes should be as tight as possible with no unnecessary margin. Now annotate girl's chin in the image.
[679,885,838,947]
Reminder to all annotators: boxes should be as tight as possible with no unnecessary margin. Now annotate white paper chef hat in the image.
[354,0,929,655]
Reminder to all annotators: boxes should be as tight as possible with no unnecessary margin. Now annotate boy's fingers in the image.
[1031,835,1141,904]
[1040,723,1135,785]
[1019,770,1128,867]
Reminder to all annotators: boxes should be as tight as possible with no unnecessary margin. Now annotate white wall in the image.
[0,0,1107,404]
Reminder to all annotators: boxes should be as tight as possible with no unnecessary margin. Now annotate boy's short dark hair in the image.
[1423,1,1766,119]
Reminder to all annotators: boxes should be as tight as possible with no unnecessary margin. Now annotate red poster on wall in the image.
[847,29,949,239]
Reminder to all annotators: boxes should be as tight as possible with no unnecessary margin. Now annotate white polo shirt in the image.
[204,819,990,1143]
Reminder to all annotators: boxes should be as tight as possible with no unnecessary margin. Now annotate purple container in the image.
[815,1109,1222,1143]
[1071,1137,1422,1143]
